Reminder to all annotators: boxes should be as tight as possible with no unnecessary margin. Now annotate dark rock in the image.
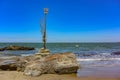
[0,56,28,71]
[0,45,35,51]
[82,53,95,57]
[111,51,120,55]
[0,60,18,70]
[0,48,5,51]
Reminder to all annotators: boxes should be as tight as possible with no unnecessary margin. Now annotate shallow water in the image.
[77,66,120,78]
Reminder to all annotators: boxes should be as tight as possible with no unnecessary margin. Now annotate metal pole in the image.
[43,13,46,49]
[43,8,48,49]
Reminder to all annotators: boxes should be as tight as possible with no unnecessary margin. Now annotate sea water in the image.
[0,42,120,67]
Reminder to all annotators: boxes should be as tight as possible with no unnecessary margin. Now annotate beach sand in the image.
[0,71,120,80]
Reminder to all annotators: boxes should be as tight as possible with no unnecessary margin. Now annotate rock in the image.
[0,45,35,51]
[111,51,120,55]
[82,53,95,57]
[39,48,50,53]
[5,45,35,50]
[24,60,48,76]
[53,52,79,74]
[16,55,43,72]
[0,56,28,71]
[24,52,79,76]
[17,55,44,72]
[35,48,50,57]
[0,60,18,70]
[0,52,79,76]
[0,48,5,51]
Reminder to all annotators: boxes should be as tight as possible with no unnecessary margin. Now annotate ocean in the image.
[0,42,120,69]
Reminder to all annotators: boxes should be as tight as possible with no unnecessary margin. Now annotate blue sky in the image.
[0,0,120,42]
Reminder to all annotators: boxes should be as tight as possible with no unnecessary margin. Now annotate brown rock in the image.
[0,52,79,77]
[0,56,29,71]
[0,60,18,70]
[0,45,35,51]
[24,52,79,76]
[45,52,79,74]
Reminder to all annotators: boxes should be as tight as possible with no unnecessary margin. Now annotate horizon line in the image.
[0,41,120,43]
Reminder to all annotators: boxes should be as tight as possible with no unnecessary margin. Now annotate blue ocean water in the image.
[0,42,120,67]
[0,42,120,55]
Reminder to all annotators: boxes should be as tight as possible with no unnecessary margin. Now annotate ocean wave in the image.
[0,56,17,59]
[77,58,120,61]
[77,57,120,67]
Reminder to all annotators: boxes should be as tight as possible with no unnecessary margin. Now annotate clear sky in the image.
[0,0,120,42]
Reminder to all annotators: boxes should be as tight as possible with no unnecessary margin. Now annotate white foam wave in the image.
[0,56,16,59]
[21,54,33,56]
[77,58,120,61]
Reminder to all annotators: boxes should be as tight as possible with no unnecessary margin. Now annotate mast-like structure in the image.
[43,8,48,49]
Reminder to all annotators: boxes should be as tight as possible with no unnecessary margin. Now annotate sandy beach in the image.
[0,71,120,80]
[1,44,120,80]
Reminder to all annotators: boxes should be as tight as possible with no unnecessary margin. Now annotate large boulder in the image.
[52,52,79,74]
[0,52,79,77]
[0,54,43,71]
[24,52,79,76]
[0,60,18,70]
[0,45,35,51]
[0,56,28,71]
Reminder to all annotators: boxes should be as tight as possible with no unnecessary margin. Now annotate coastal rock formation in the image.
[0,45,35,51]
[0,56,26,71]
[0,48,4,51]
[0,60,18,70]
[24,52,79,76]
[111,51,120,55]
[35,48,50,57]
[0,55,43,71]
[0,52,79,76]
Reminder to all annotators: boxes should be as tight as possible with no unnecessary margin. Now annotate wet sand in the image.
[78,65,120,78]
[0,71,120,80]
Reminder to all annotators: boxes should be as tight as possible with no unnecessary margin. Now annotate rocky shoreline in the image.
[0,45,35,51]
[0,52,79,77]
